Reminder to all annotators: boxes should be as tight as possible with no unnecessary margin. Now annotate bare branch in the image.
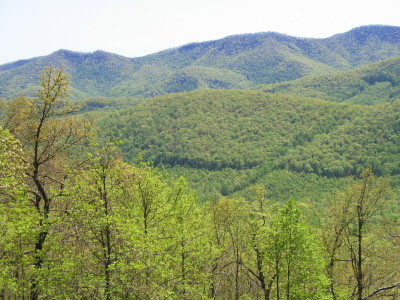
[362,282,400,299]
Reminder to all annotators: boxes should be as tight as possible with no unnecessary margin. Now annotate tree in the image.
[0,128,36,298]
[322,168,399,300]
[71,156,211,299]
[267,199,329,299]
[3,65,92,299]
[166,178,213,299]
[120,163,183,298]
[64,143,130,299]
[209,196,252,299]
[241,185,276,300]
[320,187,353,300]
[0,127,26,197]
[343,169,396,300]
[119,166,211,298]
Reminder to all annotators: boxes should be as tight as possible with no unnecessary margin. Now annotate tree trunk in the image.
[30,174,50,300]
[102,174,112,300]
[254,245,270,300]
[356,217,363,300]
[104,223,112,300]
[235,243,240,300]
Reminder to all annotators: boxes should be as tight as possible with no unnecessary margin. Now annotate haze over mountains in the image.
[1,25,400,100]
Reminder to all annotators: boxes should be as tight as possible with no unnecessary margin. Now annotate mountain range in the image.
[1,24,400,201]
[1,25,400,100]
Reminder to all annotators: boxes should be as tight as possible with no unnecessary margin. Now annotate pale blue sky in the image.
[1,0,399,64]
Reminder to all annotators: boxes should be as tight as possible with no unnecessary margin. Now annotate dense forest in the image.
[1,26,400,299]
[97,88,400,205]
[258,57,400,105]
[100,90,400,176]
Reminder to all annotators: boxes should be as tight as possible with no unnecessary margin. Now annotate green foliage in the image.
[2,43,400,298]
[276,101,400,177]
[0,128,37,298]
[319,169,399,299]
[0,127,26,194]
[42,146,213,299]
[259,57,400,105]
[94,86,400,202]
[2,25,400,99]
[167,166,354,206]
[207,191,331,299]
[99,90,400,183]
[99,90,349,168]
[267,199,330,299]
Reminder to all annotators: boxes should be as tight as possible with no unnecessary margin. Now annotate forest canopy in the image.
[1,45,400,299]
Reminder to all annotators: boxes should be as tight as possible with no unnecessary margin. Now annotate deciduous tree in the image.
[3,65,92,299]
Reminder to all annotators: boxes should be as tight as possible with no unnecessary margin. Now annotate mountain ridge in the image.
[257,56,400,105]
[1,25,400,99]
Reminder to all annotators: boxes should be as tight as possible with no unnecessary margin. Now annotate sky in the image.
[1,0,399,65]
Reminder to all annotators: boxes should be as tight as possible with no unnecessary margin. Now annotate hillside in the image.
[99,89,400,176]
[0,50,136,99]
[96,89,400,201]
[1,25,400,99]
[257,56,400,105]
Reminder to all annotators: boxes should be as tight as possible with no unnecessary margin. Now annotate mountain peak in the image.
[332,24,400,43]
[1,25,400,99]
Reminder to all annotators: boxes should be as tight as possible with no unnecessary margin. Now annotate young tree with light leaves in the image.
[344,169,397,299]
[267,198,330,300]
[3,65,93,300]
[321,168,399,300]
[0,128,36,298]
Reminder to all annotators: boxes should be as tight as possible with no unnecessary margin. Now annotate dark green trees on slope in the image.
[99,89,400,178]
[259,57,400,105]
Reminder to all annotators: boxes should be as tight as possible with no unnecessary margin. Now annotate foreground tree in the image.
[117,164,212,299]
[320,187,353,300]
[344,169,397,300]
[65,148,213,298]
[62,144,129,299]
[322,169,399,300]
[0,127,26,199]
[209,196,251,299]
[0,128,36,298]
[3,65,92,299]
[167,181,213,299]
[241,185,276,300]
[267,199,330,299]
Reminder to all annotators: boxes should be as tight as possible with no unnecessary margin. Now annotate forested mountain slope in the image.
[0,50,135,99]
[258,56,400,105]
[1,25,400,99]
[99,89,400,178]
